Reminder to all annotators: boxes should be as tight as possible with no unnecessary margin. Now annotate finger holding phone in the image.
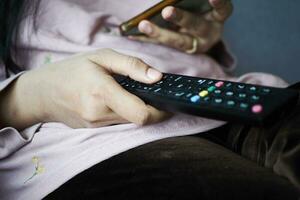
[131,0,233,54]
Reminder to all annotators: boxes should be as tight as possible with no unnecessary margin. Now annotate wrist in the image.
[0,71,45,130]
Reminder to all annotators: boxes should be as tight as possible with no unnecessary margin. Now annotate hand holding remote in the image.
[0,49,169,129]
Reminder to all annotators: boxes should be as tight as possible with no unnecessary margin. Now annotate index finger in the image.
[88,49,162,84]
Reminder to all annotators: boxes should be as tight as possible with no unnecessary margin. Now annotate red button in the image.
[215,81,224,88]
[252,104,263,114]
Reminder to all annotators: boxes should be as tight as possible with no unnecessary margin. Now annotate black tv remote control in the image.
[115,73,299,125]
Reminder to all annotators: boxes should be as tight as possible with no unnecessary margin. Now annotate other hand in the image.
[131,0,233,54]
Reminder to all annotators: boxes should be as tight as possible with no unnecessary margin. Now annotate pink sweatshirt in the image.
[0,0,288,199]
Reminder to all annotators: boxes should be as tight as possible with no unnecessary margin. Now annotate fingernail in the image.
[147,68,162,81]
[139,21,153,35]
[162,6,177,20]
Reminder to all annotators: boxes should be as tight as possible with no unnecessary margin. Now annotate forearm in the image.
[0,72,42,130]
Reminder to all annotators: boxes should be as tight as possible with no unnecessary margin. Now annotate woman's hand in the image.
[0,49,169,129]
[131,0,233,53]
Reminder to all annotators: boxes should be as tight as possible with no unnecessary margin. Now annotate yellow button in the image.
[199,90,209,97]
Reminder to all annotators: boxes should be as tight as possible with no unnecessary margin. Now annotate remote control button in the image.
[252,104,263,114]
[238,93,247,99]
[175,92,185,97]
[239,103,249,110]
[174,76,183,82]
[187,86,193,91]
[167,90,174,95]
[215,81,224,88]
[214,98,223,104]
[177,84,184,88]
[185,93,194,99]
[155,80,164,85]
[261,88,271,94]
[199,90,209,97]
[208,86,216,92]
[154,88,162,93]
[237,84,246,90]
[226,91,234,97]
[214,90,222,95]
[198,79,206,85]
[185,79,193,84]
[226,83,233,88]
[249,86,257,92]
[191,95,200,103]
[251,95,260,101]
[203,96,211,102]
[148,87,154,91]
[207,81,214,85]
[226,100,236,107]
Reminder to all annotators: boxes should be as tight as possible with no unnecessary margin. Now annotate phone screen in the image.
[120,0,212,36]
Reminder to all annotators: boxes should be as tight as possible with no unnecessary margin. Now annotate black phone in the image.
[119,0,213,36]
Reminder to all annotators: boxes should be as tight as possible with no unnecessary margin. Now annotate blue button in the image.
[190,95,200,103]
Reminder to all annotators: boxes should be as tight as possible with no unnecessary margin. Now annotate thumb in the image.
[88,49,162,84]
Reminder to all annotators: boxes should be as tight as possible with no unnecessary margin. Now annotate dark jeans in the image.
[45,85,300,200]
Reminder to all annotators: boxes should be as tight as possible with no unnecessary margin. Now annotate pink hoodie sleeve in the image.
[0,63,40,159]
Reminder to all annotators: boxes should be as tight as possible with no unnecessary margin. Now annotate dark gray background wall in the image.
[223,0,300,84]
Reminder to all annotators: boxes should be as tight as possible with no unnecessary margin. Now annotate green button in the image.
[207,86,216,92]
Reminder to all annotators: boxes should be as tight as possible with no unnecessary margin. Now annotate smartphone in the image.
[119,0,213,36]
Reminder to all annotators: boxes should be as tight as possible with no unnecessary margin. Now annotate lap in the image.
[227,83,300,190]
[45,135,297,200]
[45,84,300,199]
